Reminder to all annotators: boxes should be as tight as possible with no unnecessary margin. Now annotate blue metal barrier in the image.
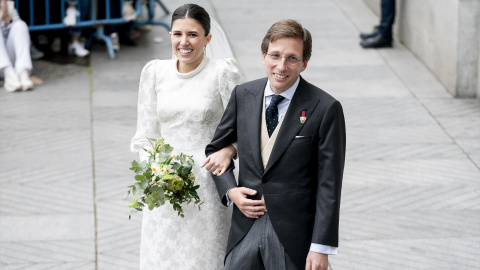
[15,0,171,58]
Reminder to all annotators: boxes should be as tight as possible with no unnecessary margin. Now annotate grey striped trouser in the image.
[225,213,297,270]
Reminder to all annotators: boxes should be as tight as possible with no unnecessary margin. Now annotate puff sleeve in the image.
[217,58,245,110]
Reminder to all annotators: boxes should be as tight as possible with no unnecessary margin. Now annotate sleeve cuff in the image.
[309,243,338,255]
[231,143,238,160]
[226,189,233,206]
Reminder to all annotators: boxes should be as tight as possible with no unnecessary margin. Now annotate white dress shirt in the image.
[226,77,337,255]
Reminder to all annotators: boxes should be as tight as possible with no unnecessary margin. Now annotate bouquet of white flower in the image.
[126,138,202,218]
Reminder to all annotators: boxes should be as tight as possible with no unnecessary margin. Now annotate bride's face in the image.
[170,18,212,73]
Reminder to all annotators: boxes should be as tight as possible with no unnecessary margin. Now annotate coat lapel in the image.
[264,77,321,174]
[244,78,268,174]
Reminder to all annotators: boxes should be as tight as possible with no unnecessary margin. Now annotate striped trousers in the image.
[225,213,297,270]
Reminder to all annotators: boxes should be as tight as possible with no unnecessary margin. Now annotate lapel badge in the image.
[300,110,307,124]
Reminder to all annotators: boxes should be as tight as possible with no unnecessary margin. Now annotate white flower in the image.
[160,164,173,175]
[151,163,163,176]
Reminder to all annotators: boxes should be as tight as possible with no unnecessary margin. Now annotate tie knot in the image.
[269,95,285,108]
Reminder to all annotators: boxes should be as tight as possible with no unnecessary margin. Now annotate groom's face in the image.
[262,37,308,94]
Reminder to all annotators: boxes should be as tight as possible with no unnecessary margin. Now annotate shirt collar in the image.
[264,77,300,100]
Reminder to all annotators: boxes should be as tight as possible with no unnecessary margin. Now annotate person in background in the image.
[360,0,395,48]
[63,0,89,57]
[0,0,34,92]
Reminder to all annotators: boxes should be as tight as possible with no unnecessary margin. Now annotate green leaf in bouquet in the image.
[145,195,157,209]
[140,178,150,189]
[143,170,152,179]
[157,152,170,163]
[179,154,194,166]
[148,155,154,165]
[130,160,147,174]
[171,161,181,171]
[135,175,145,181]
[152,185,165,199]
[145,186,164,210]
[128,201,142,208]
[132,183,141,195]
[123,190,130,199]
[161,144,174,154]
[180,166,191,176]
[128,209,138,219]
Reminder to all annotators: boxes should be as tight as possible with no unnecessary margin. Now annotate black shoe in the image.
[119,34,137,46]
[360,33,392,48]
[360,26,379,39]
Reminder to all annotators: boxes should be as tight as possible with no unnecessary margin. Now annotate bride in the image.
[130,3,244,269]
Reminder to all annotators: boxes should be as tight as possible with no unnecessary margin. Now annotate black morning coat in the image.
[206,76,346,270]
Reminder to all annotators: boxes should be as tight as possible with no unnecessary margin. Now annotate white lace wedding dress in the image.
[131,56,244,269]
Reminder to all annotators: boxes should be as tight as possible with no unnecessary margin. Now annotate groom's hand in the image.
[228,187,266,218]
[305,252,328,270]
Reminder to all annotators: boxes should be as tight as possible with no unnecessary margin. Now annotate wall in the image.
[362,0,480,98]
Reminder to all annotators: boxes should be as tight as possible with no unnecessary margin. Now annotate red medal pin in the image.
[300,110,306,124]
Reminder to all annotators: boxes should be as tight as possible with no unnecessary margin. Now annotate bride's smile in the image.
[170,18,212,73]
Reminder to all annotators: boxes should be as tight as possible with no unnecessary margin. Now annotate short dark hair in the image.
[171,4,211,36]
[261,20,312,61]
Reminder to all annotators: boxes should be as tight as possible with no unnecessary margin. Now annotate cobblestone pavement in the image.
[1,0,479,269]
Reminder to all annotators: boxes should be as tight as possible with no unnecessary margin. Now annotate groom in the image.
[206,19,346,270]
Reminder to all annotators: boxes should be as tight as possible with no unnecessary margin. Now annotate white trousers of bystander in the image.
[0,19,32,79]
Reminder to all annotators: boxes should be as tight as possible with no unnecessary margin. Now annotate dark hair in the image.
[171,4,211,36]
[261,19,312,61]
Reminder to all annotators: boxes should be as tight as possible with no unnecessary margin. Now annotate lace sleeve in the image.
[218,58,245,110]
[130,60,161,161]
[217,58,245,154]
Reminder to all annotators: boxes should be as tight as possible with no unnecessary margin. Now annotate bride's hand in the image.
[201,144,236,176]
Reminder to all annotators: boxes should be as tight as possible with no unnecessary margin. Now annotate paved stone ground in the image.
[1,0,479,269]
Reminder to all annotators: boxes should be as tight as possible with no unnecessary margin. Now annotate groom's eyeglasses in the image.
[266,53,302,65]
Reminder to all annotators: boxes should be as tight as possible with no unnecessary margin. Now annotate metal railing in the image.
[15,0,170,58]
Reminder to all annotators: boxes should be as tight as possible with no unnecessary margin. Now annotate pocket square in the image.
[295,136,305,138]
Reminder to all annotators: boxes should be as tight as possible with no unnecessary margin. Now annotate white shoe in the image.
[123,0,136,21]
[64,7,79,26]
[110,32,120,51]
[4,71,22,92]
[19,70,34,91]
[68,41,90,57]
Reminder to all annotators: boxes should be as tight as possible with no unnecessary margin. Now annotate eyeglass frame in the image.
[266,53,303,65]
